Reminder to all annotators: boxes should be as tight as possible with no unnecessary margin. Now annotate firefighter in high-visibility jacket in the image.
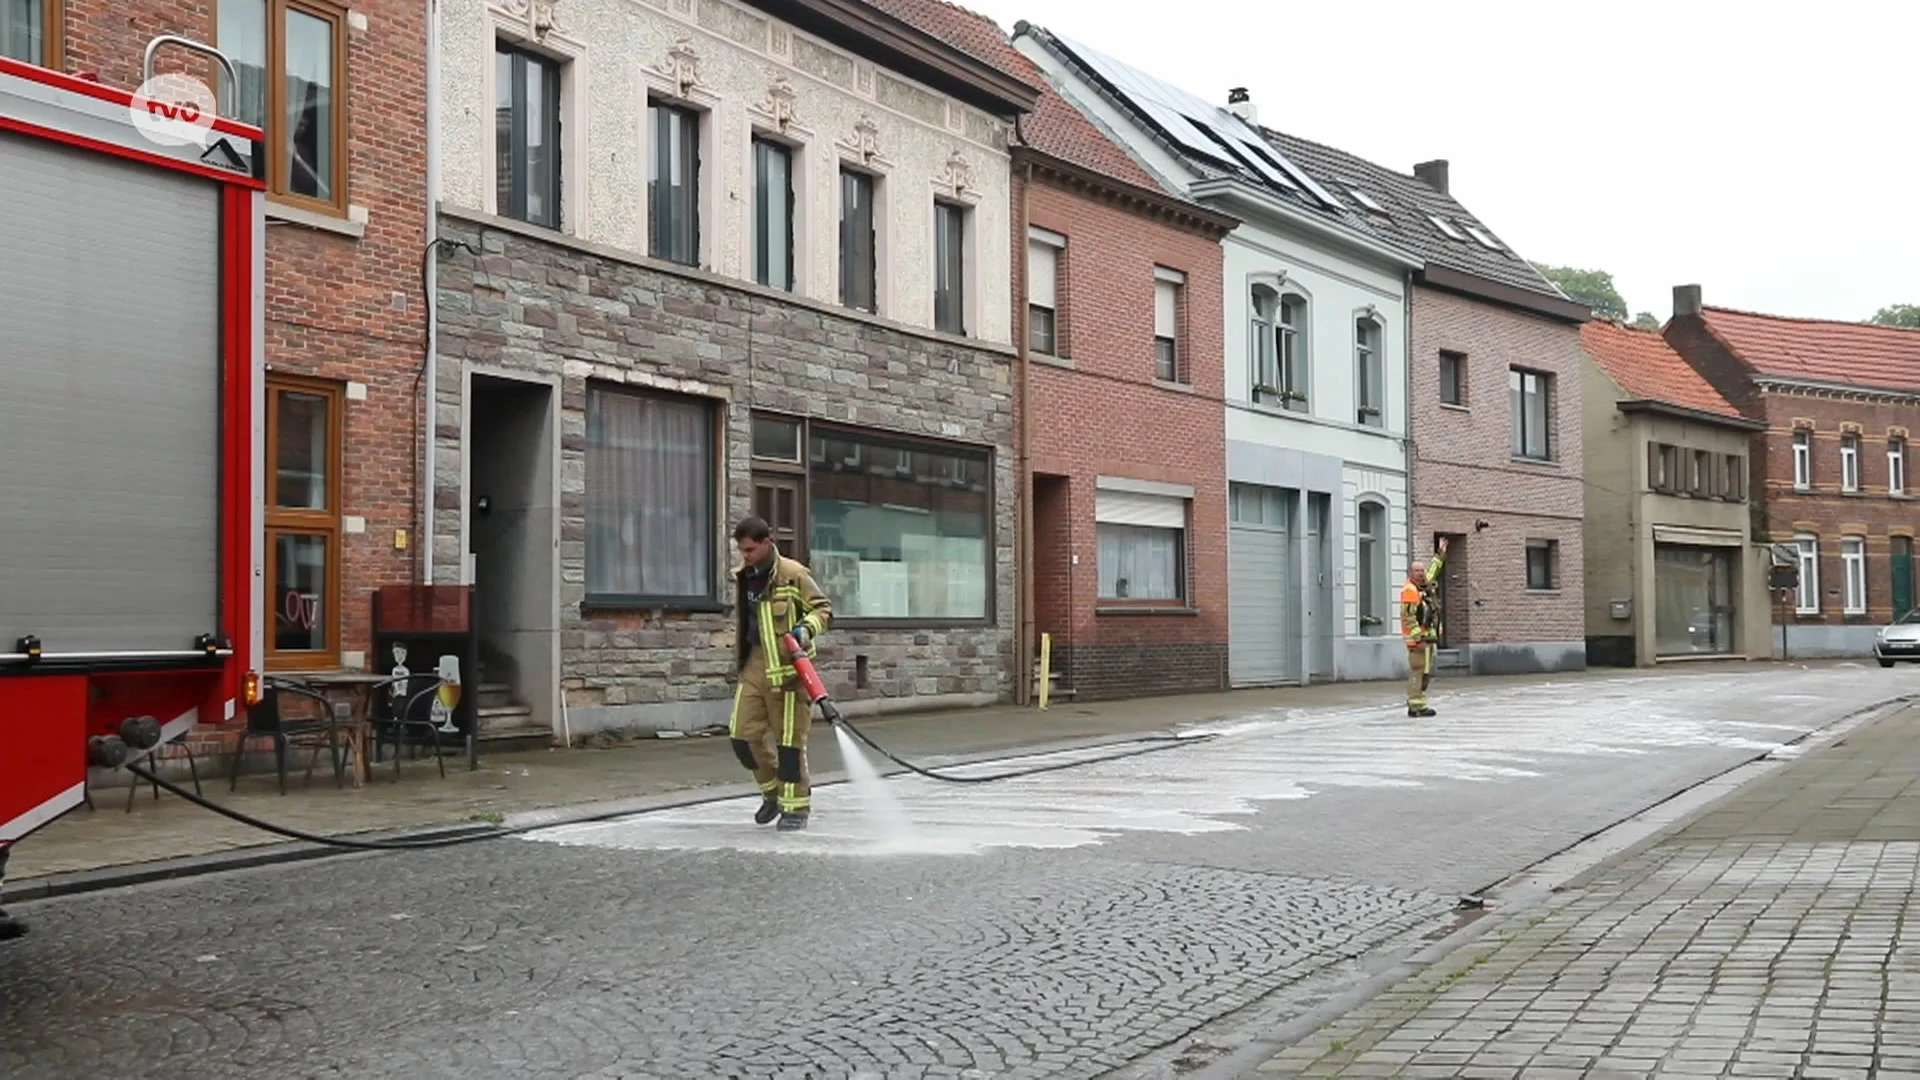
[1400,536,1449,717]
[728,516,832,832]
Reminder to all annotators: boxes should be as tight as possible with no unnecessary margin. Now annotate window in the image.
[1692,449,1712,495]
[1795,534,1820,614]
[494,43,562,229]
[1510,368,1551,460]
[1250,286,1307,410]
[839,169,876,313]
[584,386,716,603]
[648,100,700,266]
[1357,501,1387,634]
[1525,539,1557,591]
[1792,430,1811,489]
[752,137,794,290]
[1438,350,1465,406]
[933,201,967,335]
[1841,433,1860,492]
[805,426,991,621]
[1842,535,1867,615]
[1648,442,1676,492]
[1027,230,1061,355]
[1891,438,1907,495]
[264,377,342,668]
[1095,491,1187,603]
[1,0,57,66]
[1355,319,1384,426]
[1153,267,1186,382]
[1724,455,1746,500]
[220,0,347,212]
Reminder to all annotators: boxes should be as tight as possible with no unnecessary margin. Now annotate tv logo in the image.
[128,72,218,149]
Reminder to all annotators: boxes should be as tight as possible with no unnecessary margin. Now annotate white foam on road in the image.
[523,668,1920,859]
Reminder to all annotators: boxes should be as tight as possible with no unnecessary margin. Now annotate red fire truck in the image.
[0,39,265,881]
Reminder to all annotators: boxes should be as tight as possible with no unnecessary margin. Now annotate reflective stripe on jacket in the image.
[735,547,832,685]
[1399,552,1445,647]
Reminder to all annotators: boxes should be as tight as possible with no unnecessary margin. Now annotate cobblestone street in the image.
[4,665,1916,1080]
[1251,684,1920,1079]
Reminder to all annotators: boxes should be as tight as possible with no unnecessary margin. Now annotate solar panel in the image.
[1054,34,1343,211]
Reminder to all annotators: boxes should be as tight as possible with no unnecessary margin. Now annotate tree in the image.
[1533,263,1628,321]
[1870,304,1920,328]
[1630,312,1660,330]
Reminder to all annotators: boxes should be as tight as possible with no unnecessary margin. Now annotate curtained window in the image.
[219,0,347,212]
[1095,490,1188,603]
[584,386,716,602]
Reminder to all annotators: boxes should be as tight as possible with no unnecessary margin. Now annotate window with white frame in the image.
[1356,501,1387,634]
[1027,228,1061,355]
[1154,267,1184,382]
[1891,437,1907,495]
[839,168,877,313]
[751,136,794,291]
[1795,533,1820,613]
[933,200,968,335]
[1355,318,1384,426]
[1095,489,1188,603]
[1250,285,1307,410]
[648,100,700,266]
[1841,433,1861,492]
[1843,535,1867,614]
[584,384,718,603]
[1792,430,1811,489]
[1510,368,1552,460]
[495,42,563,229]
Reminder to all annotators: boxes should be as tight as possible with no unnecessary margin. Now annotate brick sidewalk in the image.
[1251,701,1920,1079]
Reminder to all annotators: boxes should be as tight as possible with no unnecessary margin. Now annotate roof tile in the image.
[857,0,1167,192]
[1699,306,1920,391]
[1582,319,1745,419]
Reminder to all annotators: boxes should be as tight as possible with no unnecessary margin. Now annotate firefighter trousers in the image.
[1406,643,1433,709]
[729,651,812,813]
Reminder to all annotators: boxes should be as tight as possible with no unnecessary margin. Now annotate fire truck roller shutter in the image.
[0,129,223,656]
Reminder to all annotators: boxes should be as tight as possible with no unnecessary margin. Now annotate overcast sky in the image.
[968,0,1915,323]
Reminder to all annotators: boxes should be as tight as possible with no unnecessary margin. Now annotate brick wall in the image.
[1409,286,1587,650]
[58,0,430,671]
[1017,167,1230,699]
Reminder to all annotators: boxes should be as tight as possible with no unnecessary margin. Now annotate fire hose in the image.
[115,636,1211,850]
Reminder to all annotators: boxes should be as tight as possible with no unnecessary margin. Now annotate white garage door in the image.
[1228,483,1296,686]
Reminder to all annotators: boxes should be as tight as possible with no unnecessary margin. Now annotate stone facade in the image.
[433,211,1016,733]
[55,0,430,674]
[1410,286,1588,675]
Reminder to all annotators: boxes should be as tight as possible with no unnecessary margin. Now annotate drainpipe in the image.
[1013,144,1036,707]
[422,0,440,585]
[1404,281,1417,574]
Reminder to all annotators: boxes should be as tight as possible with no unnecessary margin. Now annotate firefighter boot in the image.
[754,794,780,825]
[777,810,809,832]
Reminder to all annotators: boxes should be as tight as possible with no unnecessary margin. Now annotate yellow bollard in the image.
[1037,632,1052,711]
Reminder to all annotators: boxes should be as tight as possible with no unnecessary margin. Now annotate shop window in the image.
[495,42,564,230]
[1,0,58,66]
[265,377,342,669]
[220,0,349,214]
[1095,490,1189,604]
[584,385,717,604]
[1654,545,1735,657]
[751,418,991,622]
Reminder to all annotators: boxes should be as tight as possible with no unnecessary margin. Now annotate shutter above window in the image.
[1154,280,1176,338]
[1028,240,1057,310]
[1095,490,1186,529]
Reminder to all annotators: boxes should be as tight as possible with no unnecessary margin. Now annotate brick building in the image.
[6,0,430,678]
[1666,285,1920,655]
[868,0,1238,702]
[1262,138,1593,676]
[430,0,1039,735]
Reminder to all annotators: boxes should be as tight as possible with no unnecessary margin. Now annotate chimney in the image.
[1673,284,1703,317]
[1226,87,1256,125]
[1413,159,1449,194]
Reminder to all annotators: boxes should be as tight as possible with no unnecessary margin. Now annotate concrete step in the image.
[477,682,516,710]
[478,703,534,735]
[477,725,553,753]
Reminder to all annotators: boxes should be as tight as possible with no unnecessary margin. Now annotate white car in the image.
[1875,609,1920,667]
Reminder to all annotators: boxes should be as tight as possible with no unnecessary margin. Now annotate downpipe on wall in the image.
[421,0,440,586]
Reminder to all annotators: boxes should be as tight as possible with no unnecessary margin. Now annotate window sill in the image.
[1094,605,1198,616]
[1152,378,1196,395]
[1033,353,1075,371]
[1509,455,1560,469]
[580,597,728,615]
[1438,402,1470,413]
[1524,588,1562,596]
[268,202,368,240]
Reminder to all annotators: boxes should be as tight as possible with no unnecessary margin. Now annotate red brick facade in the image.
[54,0,428,673]
[1410,286,1587,657]
[1017,163,1234,699]
[1666,311,1920,628]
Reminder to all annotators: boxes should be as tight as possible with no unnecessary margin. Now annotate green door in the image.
[1895,536,1914,619]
